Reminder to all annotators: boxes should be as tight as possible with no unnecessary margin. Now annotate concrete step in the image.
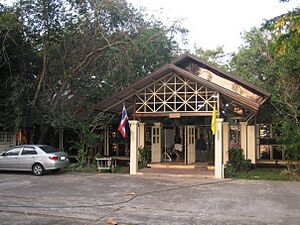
[147,163,195,169]
[138,167,215,178]
[147,163,215,171]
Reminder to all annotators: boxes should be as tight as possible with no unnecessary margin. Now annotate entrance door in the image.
[196,126,214,163]
[185,125,195,164]
[151,125,161,162]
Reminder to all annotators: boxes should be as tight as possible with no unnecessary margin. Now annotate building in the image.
[95,53,275,178]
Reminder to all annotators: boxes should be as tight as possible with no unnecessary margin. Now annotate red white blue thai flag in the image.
[118,103,128,138]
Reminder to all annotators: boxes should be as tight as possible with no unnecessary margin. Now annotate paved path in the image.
[0,171,299,225]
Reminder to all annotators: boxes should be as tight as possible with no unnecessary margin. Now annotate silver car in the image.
[0,145,69,176]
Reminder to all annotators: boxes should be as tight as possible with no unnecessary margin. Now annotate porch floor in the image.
[138,162,215,178]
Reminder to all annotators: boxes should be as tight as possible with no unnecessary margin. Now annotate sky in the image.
[127,0,299,53]
[2,0,299,52]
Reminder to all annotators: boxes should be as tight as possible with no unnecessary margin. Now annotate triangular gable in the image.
[173,53,271,99]
[94,54,270,115]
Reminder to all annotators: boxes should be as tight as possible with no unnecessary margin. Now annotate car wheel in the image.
[32,163,44,176]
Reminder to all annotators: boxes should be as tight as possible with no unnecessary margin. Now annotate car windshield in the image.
[40,146,59,153]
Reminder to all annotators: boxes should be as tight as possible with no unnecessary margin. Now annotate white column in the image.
[240,122,248,158]
[129,120,139,175]
[222,122,229,164]
[247,125,256,164]
[138,123,145,148]
[104,125,109,156]
[215,118,224,179]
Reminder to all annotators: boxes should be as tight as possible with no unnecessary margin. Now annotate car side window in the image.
[21,147,37,155]
[5,148,22,156]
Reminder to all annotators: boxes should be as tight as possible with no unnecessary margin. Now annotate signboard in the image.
[169,113,181,118]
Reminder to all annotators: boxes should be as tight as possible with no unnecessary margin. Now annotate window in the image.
[21,147,37,155]
[257,124,284,161]
[0,131,13,145]
[229,125,241,148]
[145,126,152,146]
[40,146,58,153]
[5,148,22,156]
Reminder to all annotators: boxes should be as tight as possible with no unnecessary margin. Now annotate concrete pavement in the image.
[0,171,299,225]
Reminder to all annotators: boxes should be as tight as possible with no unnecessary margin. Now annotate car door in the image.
[19,147,38,170]
[0,147,22,170]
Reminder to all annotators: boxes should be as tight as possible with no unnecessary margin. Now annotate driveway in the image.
[0,171,299,225]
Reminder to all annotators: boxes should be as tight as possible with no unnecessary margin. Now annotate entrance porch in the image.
[95,53,271,179]
[128,118,224,178]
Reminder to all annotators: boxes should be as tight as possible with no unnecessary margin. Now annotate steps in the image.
[146,162,215,171]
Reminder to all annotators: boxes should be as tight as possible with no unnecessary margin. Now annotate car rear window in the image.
[40,146,59,153]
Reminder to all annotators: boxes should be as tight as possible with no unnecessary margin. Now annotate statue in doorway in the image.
[174,127,182,144]
[196,134,207,162]
[173,132,182,161]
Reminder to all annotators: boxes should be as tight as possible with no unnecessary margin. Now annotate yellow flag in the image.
[211,103,217,135]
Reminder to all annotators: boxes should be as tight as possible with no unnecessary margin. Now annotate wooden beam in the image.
[135,112,217,117]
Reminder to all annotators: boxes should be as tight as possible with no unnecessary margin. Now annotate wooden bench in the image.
[95,156,130,173]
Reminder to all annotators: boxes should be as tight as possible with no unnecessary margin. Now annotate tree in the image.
[193,45,232,71]
[230,8,300,172]
[0,3,33,131]
[1,0,187,146]
[265,8,300,170]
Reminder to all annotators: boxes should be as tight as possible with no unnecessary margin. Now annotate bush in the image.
[224,164,237,178]
[138,146,151,169]
[224,148,252,178]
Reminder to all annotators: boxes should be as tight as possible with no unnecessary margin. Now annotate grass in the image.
[236,167,300,181]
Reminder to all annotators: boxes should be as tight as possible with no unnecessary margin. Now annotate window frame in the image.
[0,131,13,145]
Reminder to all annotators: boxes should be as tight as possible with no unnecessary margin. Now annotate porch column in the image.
[129,120,139,175]
[138,123,145,148]
[215,118,224,179]
[240,122,248,158]
[222,122,229,164]
[247,126,256,164]
[104,125,109,156]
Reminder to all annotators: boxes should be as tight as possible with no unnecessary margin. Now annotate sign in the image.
[169,113,181,118]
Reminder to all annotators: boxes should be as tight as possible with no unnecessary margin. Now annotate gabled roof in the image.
[173,53,271,98]
[94,53,270,114]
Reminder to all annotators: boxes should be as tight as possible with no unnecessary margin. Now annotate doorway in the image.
[196,125,214,164]
[160,125,196,164]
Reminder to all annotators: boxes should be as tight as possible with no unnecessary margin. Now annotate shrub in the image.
[138,146,151,169]
[224,164,237,178]
[224,148,252,178]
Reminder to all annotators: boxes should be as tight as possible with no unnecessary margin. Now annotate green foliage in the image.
[229,8,299,171]
[280,119,300,172]
[225,148,252,178]
[0,4,32,130]
[138,146,151,169]
[224,164,237,178]
[70,122,100,167]
[237,167,299,181]
[280,166,300,178]
[95,152,102,159]
[229,148,252,171]
[0,0,186,143]
[194,46,232,71]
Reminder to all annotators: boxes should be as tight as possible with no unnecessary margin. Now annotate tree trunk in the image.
[38,125,49,144]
